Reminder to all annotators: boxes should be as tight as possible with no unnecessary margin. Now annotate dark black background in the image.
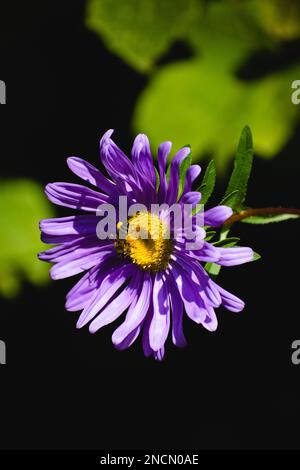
[0,0,300,450]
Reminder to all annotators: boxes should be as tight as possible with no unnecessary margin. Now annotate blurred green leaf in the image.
[133,56,300,169]
[187,0,267,68]
[132,1,300,168]
[222,126,254,210]
[86,0,200,73]
[242,213,300,224]
[254,0,300,40]
[196,160,216,205]
[0,179,54,298]
[253,251,261,261]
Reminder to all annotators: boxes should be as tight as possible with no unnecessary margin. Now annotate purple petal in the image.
[40,215,98,236]
[89,274,139,333]
[38,236,108,263]
[131,134,156,189]
[173,224,206,249]
[154,347,165,361]
[183,241,220,263]
[204,206,233,227]
[172,255,219,330]
[114,324,142,351]
[45,183,110,212]
[76,263,137,328]
[183,165,201,194]
[112,272,152,347]
[50,246,114,280]
[202,305,218,331]
[216,247,254,266]
[142,302,154,358]
[100,129,140,187]
[157,141,172,201]
[180,191,201,209]
[39,215,98,244]
[65,256,120,312]
[169,262,207,324]
[67,157,117,198]
[165,147,191,204]
[149,272,170,351]
[142,312,166,360]
[167,277,186,348]
[213,283,245,312]
[171,252,221,308]
[65,265,103,312]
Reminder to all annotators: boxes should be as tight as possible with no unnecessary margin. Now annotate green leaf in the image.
[0,179,54,298]
[187,1,267,67]
[213,237,240,247]
[178,152,192,200]
[154,167,160,192]
[253,251,261,261]
[223,126,254,210]
[133,15,300,170]
[204,230,216,242]
[196,160,216,205]
[242,213,300,224]
[86,0,199,73]
[254,0,300,40]
[220,190,239,207]
[204,262,221,278]
[134,59,300,168]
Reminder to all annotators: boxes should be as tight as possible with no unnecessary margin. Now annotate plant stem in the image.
[225,207,300,225]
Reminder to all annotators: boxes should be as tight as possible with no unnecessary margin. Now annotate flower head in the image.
[39,130,253,360]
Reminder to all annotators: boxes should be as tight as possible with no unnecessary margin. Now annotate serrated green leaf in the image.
[223,126,254,210]
[242,213,300,224]
[220,190,239,207]
[178,152,192,200]
[213,237,240,247]
[0,179,54,298]
[196,160,216,205]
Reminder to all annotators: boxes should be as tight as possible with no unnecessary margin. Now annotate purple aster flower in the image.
[38,130,253,361]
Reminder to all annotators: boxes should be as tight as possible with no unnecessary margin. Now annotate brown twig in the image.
[225,207,300,225]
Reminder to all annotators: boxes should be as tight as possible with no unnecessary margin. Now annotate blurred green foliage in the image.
[86,0,199,73]
[0,180,54,298]
[255,0,300,40]
[86,0,300,168]
[134,59,300,169]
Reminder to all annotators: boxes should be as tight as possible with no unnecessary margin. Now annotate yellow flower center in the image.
[115,212,173,272]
